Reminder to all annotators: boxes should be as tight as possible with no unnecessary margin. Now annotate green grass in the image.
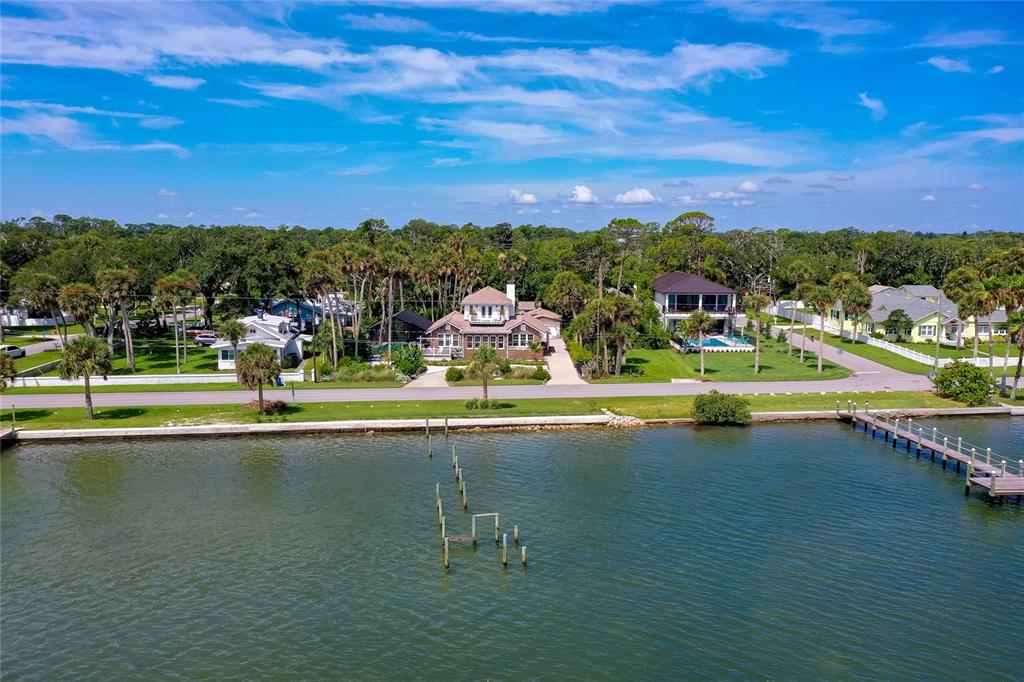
[3,379,404,395]
[796,329,933,375]
[449,378,546,387]
[592,341,850,384]
[13,350,62,372]
[893,341,974,359]
[0,391,968,431]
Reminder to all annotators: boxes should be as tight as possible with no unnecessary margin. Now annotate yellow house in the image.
[831,284,1007,343]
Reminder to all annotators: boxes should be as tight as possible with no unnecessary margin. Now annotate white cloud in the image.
[655,141,795,166]
[914,29,1010,49]
[343,13,432,32]
[900,121,931,137]
[207,98,266,108]
[157,212,170,219]
[734,180,760,193]
[988,65,1004,75]
[677,194,705,205]
[966,182,986,191]
[430,157,464,167]
[137,115,184,129]
[245,211,263,219]
[662,179,694,187]
[925,56,971,73]
[920,194,937,202]
[156,188,177,196]
[763,175,791,184]
[708,190,742,200]
[1,112,90,147]
[146,74,206,90]
[568,184,599,204]
[827,173,855,181]
[613,187,659,204]
[857,92,887,120]
[508,188,539,204]
[335,164,390,175]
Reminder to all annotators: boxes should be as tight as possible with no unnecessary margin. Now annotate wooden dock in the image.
[837,403,1023,502]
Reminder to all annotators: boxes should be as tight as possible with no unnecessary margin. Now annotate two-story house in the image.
[653,272,740,334]
[420,284,560,360]
[211,312,304,370]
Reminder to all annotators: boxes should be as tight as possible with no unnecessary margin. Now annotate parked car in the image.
[193,333,217,347]
[0,344,26,358]
[184,323,211,338]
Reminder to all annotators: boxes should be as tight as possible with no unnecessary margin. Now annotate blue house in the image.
[269,299,322,331]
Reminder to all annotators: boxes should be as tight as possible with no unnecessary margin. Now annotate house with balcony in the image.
[211,312,303,370]
[653,272,739,334]
[420,284,560,360]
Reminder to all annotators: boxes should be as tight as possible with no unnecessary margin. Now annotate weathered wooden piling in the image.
[513,525,520,545]
[965,462,974,497]
[425,418,429,436]
[444,537,450,570]
[438,498,443,525]
[441,515,446,542]
[462,482,467,510]
[521,546,527,567]
[444,417,449,436]
[892,418,900,448]
[942,436,948,469]
[906,418,913,452]
[428,433,432,458]
[502,533,508,568]
[451,444,457,468]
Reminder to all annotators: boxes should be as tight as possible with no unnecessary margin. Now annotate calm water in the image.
[2,417,1022,680]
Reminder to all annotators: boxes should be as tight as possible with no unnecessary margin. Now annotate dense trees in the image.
[1,214,1021,381]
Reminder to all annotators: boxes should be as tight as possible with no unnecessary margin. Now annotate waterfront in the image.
[2,417,1021,679]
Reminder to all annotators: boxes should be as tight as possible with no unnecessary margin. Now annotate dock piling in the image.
[521,546,527,567]
[451,444,457,468]
[444,417,449,437]
[986,448,992,466]
[942,436,948,469]
[441,515,446,542]
[444,537,450,570]
[892,418,899,448]
[462,483,467,510]
[514,525,520,545]
[502,533,508,568]
[965,463,974,497]
[428,433,432,458]
[906,418,913,452]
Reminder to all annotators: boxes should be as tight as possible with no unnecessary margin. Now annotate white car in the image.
[193,333,217,347]
[0,344,26,358]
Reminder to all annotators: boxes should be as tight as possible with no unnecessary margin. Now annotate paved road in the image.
[3,329,933,409]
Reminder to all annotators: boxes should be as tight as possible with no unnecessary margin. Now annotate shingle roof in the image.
[866,290,955,323]
[461,286,512,305]
[393,309,432,331]
[426,311,548,335]
[653,272,737,295]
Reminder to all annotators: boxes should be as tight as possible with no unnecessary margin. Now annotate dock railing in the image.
[849,404,1023,477]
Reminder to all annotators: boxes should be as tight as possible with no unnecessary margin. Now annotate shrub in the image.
[933,360,995,406]
[692,390,751,425]
[395,373,412,384]
[479,399,490,409]
[499,358,512,376]
[281,356,298,369]
[531,367,551,382]
[445,366,465,382]
[776,329,788,343]
[566,339,592,365]
[464,398,479,409]
[870,331,884,339]
[392,343,426,377]
[331,362,399,383]
[247,399,287,415]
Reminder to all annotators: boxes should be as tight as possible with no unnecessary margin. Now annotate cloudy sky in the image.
[1,1,1021,231]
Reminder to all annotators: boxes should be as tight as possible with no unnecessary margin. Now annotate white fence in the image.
[12,370,305,388]
[771,303,1008,369]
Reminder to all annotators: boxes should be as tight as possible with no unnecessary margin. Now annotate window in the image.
[221,349,235,361]
[497,336,505,349]
[918,325,936,337]
[440,333,457,347]
[976,323,990,335]
[511,333,531,348]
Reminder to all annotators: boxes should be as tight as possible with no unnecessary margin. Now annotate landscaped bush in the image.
[499,358,512,376]
[445,366,465,382]
[247,399,287,414]
[531,367,551,382]
[281,356,298,369]
[776,329,788,343]
[870,331,885,339]
[330,362,399,383]
[465,398,478,409]
[566,339,592,365]
[392,343,426,377]
[692,390,752,425]
[933,360,995,406]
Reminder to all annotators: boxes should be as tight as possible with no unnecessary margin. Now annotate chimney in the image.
[506,282,516,308]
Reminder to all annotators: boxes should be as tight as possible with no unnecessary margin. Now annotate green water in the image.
[2,417,1022,680]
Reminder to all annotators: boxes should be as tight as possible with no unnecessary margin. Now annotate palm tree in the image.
[236,342,281,416]
[806,285,836,374]
[778,255,817,356]
[996,275,1024,397]
[944,266,979,350]
[303,251,340,369]
[58,283,100,337]
[744,293,771,374]
[1007,310,1024,401]
[216,319,247,375]
[57,336,112,420]
[957,285,988,361]
[13,271,66,347]
[979,276,1002,376]
[0,354,15,391]
[842,282,873,345]
[828,272,859,342]
[97,268,138,371]
[683,309,713,376]
[154,275,182,373]
[467,343,503,401]
[795,281,814,363]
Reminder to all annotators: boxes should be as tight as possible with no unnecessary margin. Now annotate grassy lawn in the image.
[13,350,62,372]
[797,329,933,375]
[893,342,973,359]
[449,378,546,387]
[3,379,404,395]
[593,341,850,384]
[0,391,968,430]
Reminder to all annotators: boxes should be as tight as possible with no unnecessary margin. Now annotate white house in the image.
[0,303,74,328]
[211,312,303,371]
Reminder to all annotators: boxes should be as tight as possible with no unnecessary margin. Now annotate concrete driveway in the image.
[546,337,586,385]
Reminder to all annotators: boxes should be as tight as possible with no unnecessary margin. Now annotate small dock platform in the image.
[837,402,1022,502]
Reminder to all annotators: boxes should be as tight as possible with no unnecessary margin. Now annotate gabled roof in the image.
[462,286,512,305]
[868,284,891,295]
[393,309,432,331]
[896,284,942,298]
[653,272,737,295]
[426,311,549,335]
[866,290,955,324]
[527,307,561,321]
[517,300,537,312]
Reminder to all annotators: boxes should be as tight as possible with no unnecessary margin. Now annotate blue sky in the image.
[1,1,1022,232]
